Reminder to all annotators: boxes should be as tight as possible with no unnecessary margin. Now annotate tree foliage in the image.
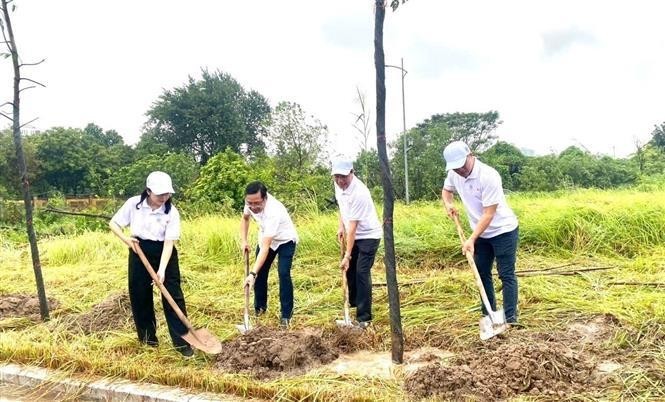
[649,122,665,150]
[145,69,271,164]
[267,101,329,173]
[106,152,198,197]
[186,149,251,210]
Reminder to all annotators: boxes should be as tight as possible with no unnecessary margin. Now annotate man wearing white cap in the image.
[441,141,520,324]
[332,159,382,328]
[109,171,195,357]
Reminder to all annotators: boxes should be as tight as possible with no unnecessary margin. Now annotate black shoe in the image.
[280,318,290,329]
[177,345,194,358]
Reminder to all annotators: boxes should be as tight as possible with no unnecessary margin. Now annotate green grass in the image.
[1,188,664,400]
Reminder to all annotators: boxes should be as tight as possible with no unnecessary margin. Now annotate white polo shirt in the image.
[334,176,382,240]
[243,194,298,251]
[443,158,518,238]
[111,195,181,241]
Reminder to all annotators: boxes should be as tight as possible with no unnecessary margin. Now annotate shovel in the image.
[335,239,354,328]
[452,215,509,340]
[134,245,222,354]
[236,249,253,334]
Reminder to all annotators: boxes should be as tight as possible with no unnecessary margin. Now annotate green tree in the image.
[515,155,565,192]
[427,111,501,152]
[106,153,198,197]
[268,101,329,172]
[392,121,451,200]
[355,149,381,190]
[84,122,123,147]
[480,142,526,191]
[145,69,271,164]
[185,149,250,210]
[648,122,665,150]
[0,129,38,197]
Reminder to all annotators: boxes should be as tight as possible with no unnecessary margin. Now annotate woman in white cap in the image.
[109,171,193,357]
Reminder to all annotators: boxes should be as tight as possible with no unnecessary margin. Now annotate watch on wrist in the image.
[249,271,257,277]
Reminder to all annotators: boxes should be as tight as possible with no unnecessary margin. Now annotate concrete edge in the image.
[0,363,241,401]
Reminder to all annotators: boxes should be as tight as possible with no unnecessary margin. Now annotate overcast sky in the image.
[2,0,664,158]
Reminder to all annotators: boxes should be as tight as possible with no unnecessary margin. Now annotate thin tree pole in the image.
[374,0,404,364]
[1,0,49,320]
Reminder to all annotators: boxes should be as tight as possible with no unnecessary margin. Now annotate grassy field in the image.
[0,188,664,400]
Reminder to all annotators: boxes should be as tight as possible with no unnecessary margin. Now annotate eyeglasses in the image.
[245,199,266,207]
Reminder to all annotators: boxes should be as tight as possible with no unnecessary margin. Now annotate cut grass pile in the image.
[0,188,664,400]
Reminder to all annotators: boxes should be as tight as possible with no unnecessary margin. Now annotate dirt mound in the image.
[405,315,621,400]
[63,293,132,334]
[215,326,340,379]
[0,294,60,320]
[326,326,377,353]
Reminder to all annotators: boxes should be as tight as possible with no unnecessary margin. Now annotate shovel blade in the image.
[479,309,509,341]
[182,328,222,354]
[235,323,252,334]
[236,312,252,335]
[335,319,354,328]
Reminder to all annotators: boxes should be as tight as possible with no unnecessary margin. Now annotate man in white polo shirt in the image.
[241,181,298,328]
[441,141,520,324]
[332,159,382,328]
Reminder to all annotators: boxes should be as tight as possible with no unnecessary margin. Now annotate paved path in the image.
[0,364,248,401]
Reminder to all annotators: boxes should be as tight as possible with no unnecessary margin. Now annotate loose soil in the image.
[62,293,132,335]
[215,326,369,379]
[0,293,60,320]
[404,314,623,400]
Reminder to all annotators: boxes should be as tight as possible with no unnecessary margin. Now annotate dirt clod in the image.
[63,293,132,334]
[0,294,60,320]
[215,326,340,379]
[404,315,622,400]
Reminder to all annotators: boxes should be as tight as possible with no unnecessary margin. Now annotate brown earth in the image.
[404,314,622,400]
[215,325,370,379]
[0,293,60,320]
[62,293,132,335]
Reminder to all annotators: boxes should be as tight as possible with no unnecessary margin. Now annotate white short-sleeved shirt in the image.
[443,159,518,238]
[111,195,181,241]
[243,194,298,251]
[334,176,382,240]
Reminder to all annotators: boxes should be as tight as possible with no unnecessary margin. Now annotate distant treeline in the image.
[2,69,665,213]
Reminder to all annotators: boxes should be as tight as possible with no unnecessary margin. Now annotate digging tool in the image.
[134,245,222,354]
[335,238,354,328]
[452,215,509,340]
[236,248,253,334]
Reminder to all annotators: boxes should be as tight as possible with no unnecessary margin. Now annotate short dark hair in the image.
[245,181,267,199]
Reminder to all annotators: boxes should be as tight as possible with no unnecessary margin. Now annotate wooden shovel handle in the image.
[452,215,496,318]
[134,244,194,332]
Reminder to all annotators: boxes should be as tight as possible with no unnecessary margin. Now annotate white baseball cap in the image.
[331,159,354,176]
[146,171,175,194]
[443,141,471,170]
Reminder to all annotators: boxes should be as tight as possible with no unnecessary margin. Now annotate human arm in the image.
[340,220,358,272]
[155,239,175,284]
[462,204,497,256]
[108,220,139,254]
[441,188,458,218]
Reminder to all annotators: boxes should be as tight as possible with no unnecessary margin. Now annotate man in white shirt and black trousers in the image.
[241,181,299,328]
[441,141,520,325]
[332,159,382,329]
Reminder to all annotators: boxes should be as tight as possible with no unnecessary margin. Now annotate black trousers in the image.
[346,238,381,322]
[128,239,188,348]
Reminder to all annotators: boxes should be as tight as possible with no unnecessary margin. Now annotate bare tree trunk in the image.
[374,0,403,364]
[1,0,49,320]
